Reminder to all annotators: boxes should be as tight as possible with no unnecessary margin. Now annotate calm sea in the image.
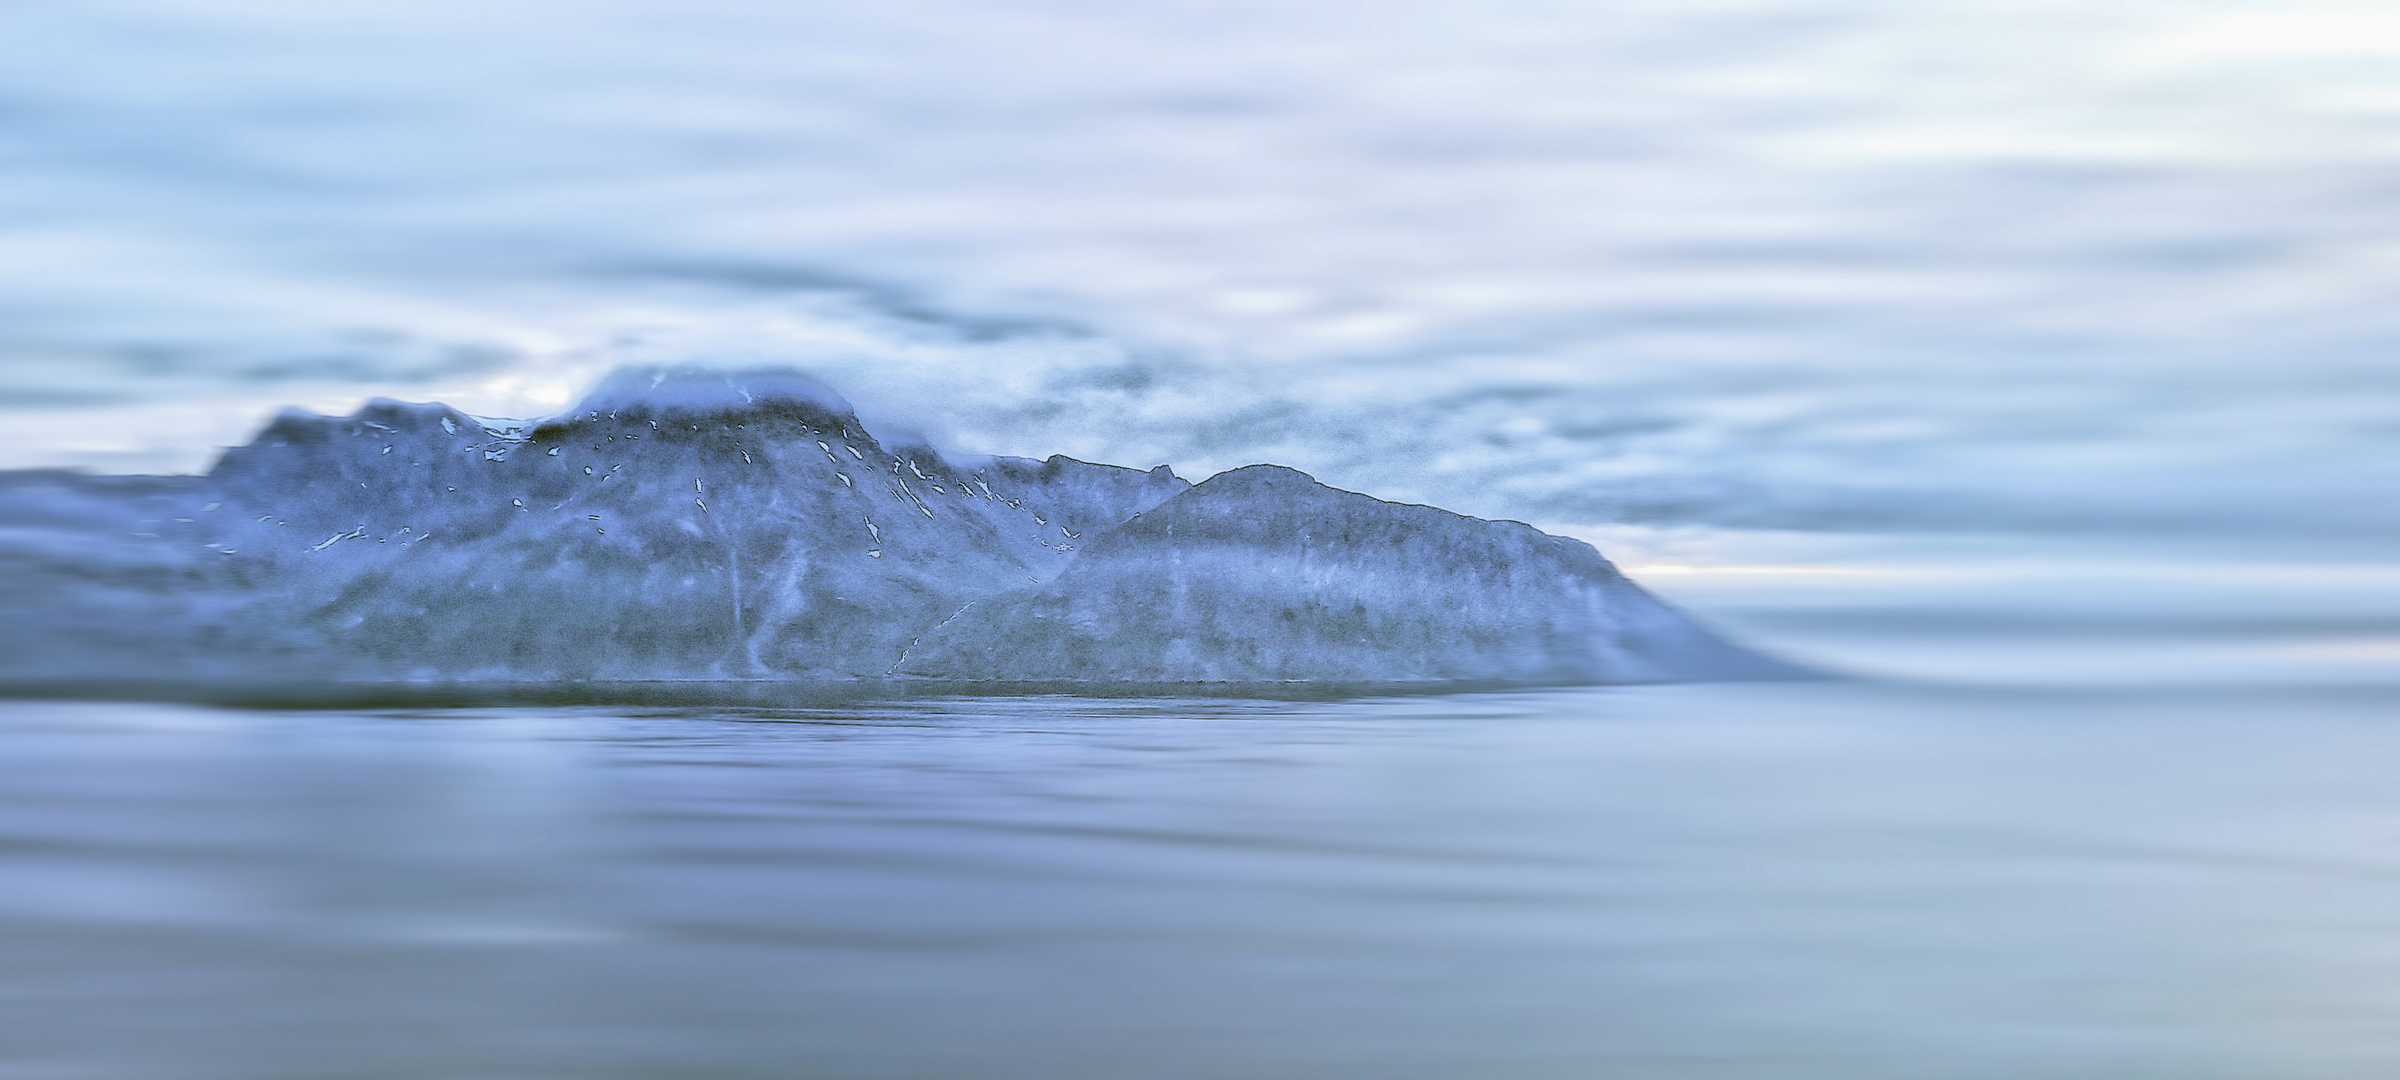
[6,554,2400,1080]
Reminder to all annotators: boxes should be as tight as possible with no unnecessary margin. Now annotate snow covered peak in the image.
[566,364,858,423]
[1189,464,1321,494]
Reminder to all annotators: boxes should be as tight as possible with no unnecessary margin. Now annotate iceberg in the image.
[0,366,1800,694]
[898,465,1790,685]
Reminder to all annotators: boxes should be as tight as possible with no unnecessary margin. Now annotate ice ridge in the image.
[0,367,1799,692]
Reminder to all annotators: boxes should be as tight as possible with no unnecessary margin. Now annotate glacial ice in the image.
[897,465,1788,685]
[0,365,1800,693]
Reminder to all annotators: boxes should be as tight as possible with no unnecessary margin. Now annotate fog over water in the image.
[3,1,2399,1076]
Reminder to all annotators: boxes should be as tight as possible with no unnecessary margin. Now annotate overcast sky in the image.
[3,0,2395,548]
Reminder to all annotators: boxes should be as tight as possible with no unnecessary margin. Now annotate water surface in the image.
[8,676,2400,1079]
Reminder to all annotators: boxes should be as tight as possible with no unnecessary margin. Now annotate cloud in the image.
[0,0,2391,547]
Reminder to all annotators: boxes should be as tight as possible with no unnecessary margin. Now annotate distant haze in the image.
[1,0,2393,550]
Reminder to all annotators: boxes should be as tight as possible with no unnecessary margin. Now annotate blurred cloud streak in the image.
[0,0,2392,546]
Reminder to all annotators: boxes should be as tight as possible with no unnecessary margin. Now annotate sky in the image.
[2,0,2396,558]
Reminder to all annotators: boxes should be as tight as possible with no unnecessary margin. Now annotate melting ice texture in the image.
[0,367,1789,691]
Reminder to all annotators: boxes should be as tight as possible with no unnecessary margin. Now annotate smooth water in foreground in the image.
[8,675,2400,1079]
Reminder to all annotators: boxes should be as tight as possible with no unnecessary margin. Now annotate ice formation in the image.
[0,366,1798,692]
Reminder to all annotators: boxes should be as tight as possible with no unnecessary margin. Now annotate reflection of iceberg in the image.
[0,366,1801,693]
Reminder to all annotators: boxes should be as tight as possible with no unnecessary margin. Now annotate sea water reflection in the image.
[7,679,2400,1079]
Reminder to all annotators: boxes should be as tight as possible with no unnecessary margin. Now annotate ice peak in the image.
[1192,464,1325,492]
[567,364,858,422]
